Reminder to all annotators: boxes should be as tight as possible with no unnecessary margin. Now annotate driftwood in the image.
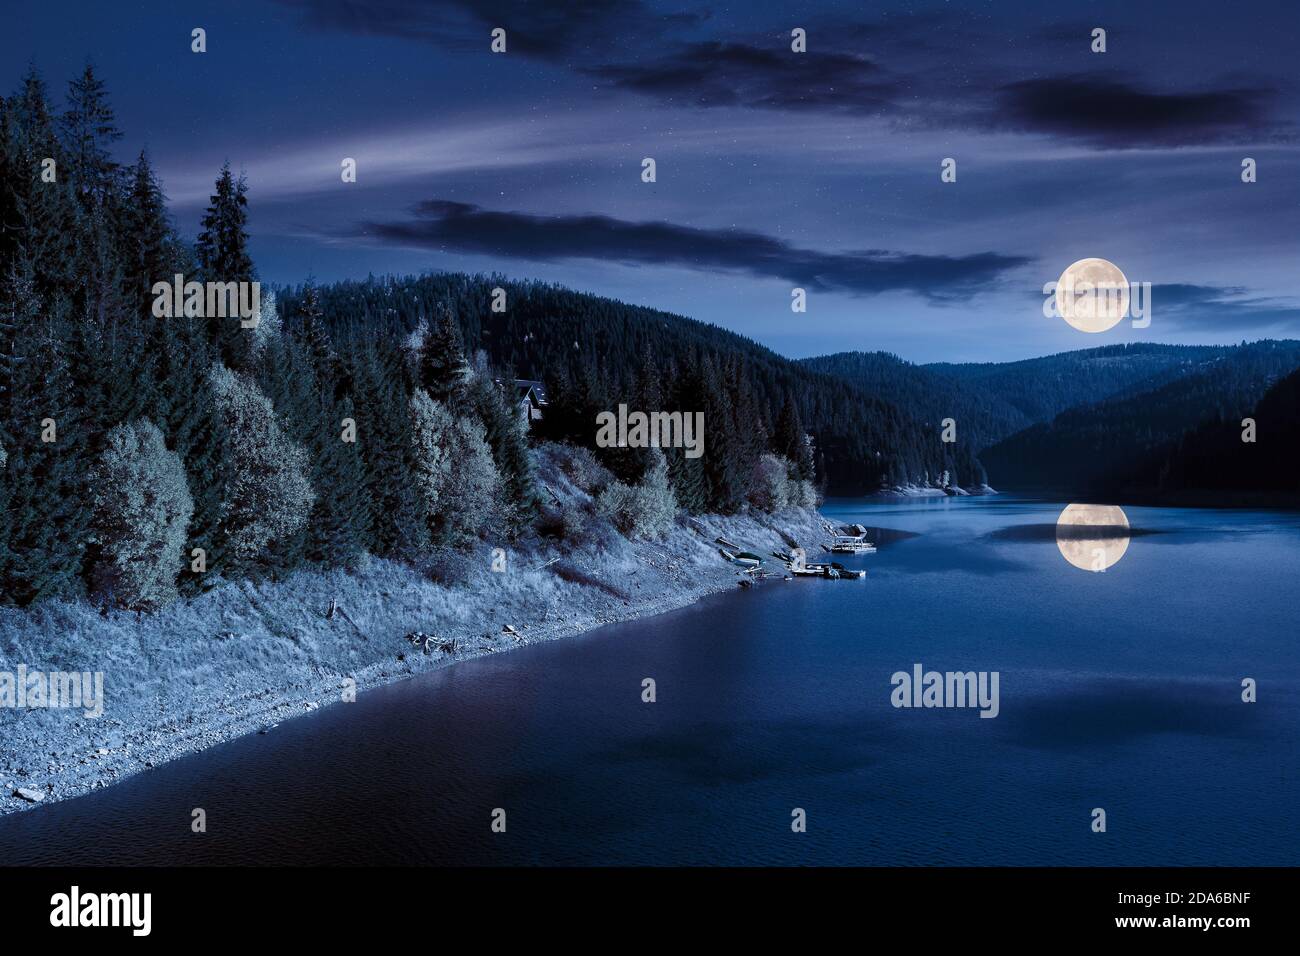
[327,599,368,641]
[404,631,458,655]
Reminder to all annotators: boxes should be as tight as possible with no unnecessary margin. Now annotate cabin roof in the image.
[514,379,548,405]
[493,378,549,406]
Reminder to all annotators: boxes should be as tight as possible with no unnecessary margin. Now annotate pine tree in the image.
[60,64,122,209]
[417,301,471,404]
[697,355,743,513]
[774,395,814,481]
[470,374,537,517]
[195,162,255,369]
[305,393,369,566]
[663,359,709,513]
[352,338,427,558]
[297,278,348,398]
[0,256,92,605]
[122,149,173,316]
[1,70,79,297]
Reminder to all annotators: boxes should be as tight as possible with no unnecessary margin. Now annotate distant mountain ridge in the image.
[924,343,1236,427]
[804,341,1300,500]
[980,340,1300,494]
[1144,364,1300,501]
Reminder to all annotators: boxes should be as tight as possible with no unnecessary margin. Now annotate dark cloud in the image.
[279,3,1290,147]
[584,29,1286,148]
[994,77,1280,146]
[346,199,1029,299]
[278,0,703,58]
[1149,284,1300,332]
[587,40,899,114]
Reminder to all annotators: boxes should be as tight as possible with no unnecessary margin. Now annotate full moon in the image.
[1055,258,1129,333]
[1055,503,1131,572]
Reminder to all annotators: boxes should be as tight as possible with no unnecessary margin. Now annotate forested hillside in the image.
[1143,365,1300,499]
[979,341,1300,493]
[0,66,600,611]
[800,350,1032,451]
[925,344,1232,427]
[277,275,987,496]
[0,65,986,613]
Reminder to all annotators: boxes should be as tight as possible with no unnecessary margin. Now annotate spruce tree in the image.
[122,149,173,316]
[195,162,255,369]
[417,301,471,404]
[305,393,369,566]
[0,257,92,604]
[470,374,537,518]
[60,64,122,208]
[774,395,814,481]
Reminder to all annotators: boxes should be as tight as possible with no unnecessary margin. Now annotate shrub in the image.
[791,479,820,509]
[748,453,792,512]
[409,388,506,548]
[207,363,315,563]
[559,442,613,495]
[88,420,194,609]
[561,503,589,541]
[596,449,676,538]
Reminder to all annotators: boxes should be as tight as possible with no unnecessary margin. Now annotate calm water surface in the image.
[1,497,1296,865]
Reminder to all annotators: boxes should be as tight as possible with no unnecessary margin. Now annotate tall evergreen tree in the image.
[122,149,173,316]
[417,301,471,404]
[470,373,537,518]
[60,63,122,208]
[774,395,814,482]
[195,162,255,369]
[0,256,92,604]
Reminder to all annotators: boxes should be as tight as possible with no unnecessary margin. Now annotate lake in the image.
[1,496,1296,865]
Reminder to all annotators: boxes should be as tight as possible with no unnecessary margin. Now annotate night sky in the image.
[5,0,1298,361]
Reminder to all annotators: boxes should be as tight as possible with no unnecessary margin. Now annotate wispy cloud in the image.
[587,41,898,115]
[160,118,610,207]
[276,0,704,58]
[1150,283,1300,331]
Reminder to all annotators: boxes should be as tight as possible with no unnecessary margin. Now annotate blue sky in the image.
[5,0,1299,361]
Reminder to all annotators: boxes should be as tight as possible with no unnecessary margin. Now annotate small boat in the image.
[829,533,877,554]
[829,561,866,580]
[719,547,762,568]
[788,561,865,580]
[788,564,825,577]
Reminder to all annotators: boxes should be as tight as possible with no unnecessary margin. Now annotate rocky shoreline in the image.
[0,507,833,816]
